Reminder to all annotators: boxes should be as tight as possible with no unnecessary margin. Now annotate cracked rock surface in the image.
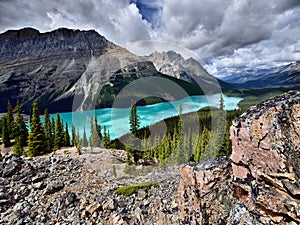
[178,91,300,224]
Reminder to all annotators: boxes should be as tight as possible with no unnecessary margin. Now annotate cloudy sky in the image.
[0,0,300,78]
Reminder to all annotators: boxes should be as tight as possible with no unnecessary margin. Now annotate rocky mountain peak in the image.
[0,27,117,112]
[148,50,183,63]
[0,27,113,62]
[146,50,211,83]
[0,27,40,39]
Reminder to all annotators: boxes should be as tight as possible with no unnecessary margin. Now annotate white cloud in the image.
[154,0,300,77]
[0,0,300,77]
[0,0,152,45]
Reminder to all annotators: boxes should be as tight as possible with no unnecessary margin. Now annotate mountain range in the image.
[0,27,299,113]
[0,27,231,113]
[221,61,300,89]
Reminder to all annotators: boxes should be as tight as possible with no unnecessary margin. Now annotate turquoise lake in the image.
[49,94,243,140]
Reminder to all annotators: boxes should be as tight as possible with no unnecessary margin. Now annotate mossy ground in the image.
[114,181,159,197]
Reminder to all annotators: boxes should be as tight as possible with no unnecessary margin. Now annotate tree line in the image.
[1,101,75,156]
[1,100,112,157]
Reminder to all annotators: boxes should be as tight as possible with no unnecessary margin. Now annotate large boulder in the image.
[178,91,300,224]
[230,90,300,224]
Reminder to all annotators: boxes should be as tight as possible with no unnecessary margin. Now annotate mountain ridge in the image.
[0,27,228,113]
[221,61,300,88]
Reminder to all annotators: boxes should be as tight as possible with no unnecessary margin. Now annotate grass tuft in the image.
[114,181,158,197]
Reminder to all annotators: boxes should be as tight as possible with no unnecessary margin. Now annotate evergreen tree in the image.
[125,146,133,165]
[64,122,71,147]
[13,104,28,155]
[29,105,33,124]
[28,101,46,156]
[194,127,210,162]
[76,129,81,154]
[51,118,55,148]
[54,113,64,149]
[90,117,101,147]
[14,136,23,156]
[44,109,53,153]
[71,124,77,147]
[6,100,15,139]
[81,126,88,147]
[219,94,225,111]
[2,117,11,148]
[107,129,111,148]
[102,126,108,147]
[218,124,232,157]
[129,102,140,136]
[95,117,102,140]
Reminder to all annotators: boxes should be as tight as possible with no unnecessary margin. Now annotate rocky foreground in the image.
[0,148,179,225]
[178,91,300,224]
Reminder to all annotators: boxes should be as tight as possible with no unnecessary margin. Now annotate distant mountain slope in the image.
[222,61,300,88]
[0,27,232,113]
[0,27,114,112]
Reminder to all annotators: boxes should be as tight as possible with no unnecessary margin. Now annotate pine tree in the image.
[102,126,111,148]
[71,124,77,147]
[125,146,133,165]
[13,104,28,155]
[218,124,232,157]
[6,100,15,139]
[29,105,33,124]
[14,136,23,156]
[17,107,28,147]
[95,117,102,141]
[76,129,82,154]
[90,117,101,147]
[54,113,64,149]
[219,94,225,111]
[64,122,70,147]
[28,101,46,156]
[102,126,108,147]
[81,126,88,147]
[194,127,210,162]
[129,102,140,136]
[44,109,53,153]
[107,129,111,148]
[2,117,11,148]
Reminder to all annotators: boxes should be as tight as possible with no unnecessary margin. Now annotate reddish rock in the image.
[178,157,235,224]
[178,91,300,224]
[230,91,300,223]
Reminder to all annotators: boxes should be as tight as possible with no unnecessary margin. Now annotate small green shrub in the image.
[114,181,158,197]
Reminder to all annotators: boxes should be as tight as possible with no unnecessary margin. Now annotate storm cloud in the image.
[0,0,299,77]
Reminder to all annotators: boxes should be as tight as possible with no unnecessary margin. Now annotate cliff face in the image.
[178,91,300,224]
[0,28,114,113]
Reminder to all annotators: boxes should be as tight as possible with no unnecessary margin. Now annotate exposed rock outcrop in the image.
[178,91,300,224]
[178,157,236,225]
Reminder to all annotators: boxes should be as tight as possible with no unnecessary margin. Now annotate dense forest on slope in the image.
[111,103,243,165]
